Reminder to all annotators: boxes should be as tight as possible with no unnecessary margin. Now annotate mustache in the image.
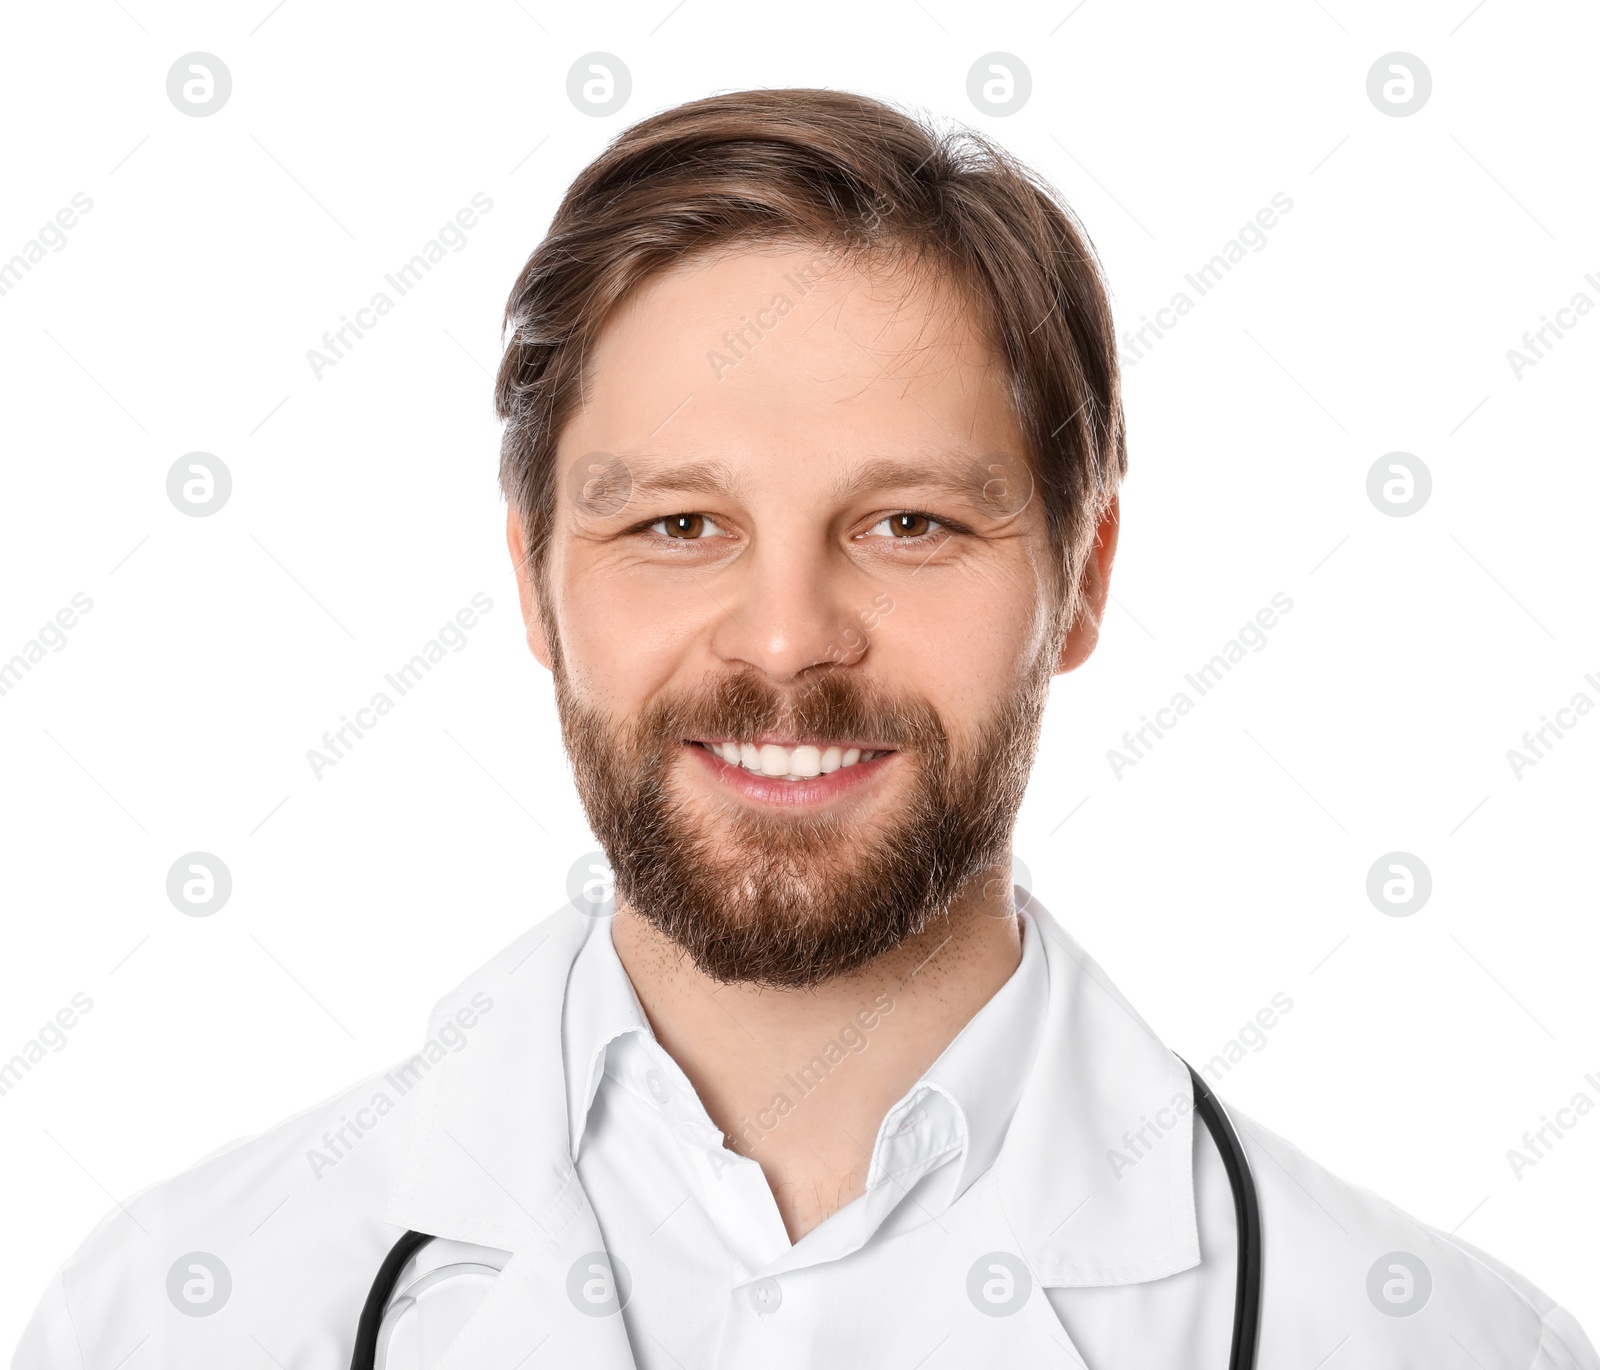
[636,667,947,756]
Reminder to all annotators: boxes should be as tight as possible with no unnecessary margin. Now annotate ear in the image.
[1055,493,1120,675]
[506,505,553,672]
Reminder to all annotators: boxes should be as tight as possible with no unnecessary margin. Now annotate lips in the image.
[692,739,894,782]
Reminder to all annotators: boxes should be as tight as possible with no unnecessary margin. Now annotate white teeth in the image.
[707,741,886,780]
[789,745,822,778]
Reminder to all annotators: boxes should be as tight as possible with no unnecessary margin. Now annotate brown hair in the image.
[494,87,1125,628]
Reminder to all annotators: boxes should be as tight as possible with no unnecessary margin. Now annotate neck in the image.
[609,864,1024,1243]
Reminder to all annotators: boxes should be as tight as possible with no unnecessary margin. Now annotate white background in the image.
[1,0,1596,1353]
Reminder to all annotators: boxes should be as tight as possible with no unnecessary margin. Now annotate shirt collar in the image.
[561,911,653,1162]
[560,897,1049,1251]
[385,892,1199,1286]
[867,901,1046,1209]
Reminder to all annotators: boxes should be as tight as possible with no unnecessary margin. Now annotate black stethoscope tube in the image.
[351,1062,1262,1370]
[1185,1058,1265,1370]
[350,1227,433,1370]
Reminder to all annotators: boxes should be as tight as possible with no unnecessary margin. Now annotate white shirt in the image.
[13,891,1598,1369]
[561,905,1047,1367]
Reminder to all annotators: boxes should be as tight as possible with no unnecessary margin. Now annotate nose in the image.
[706,536,871,682]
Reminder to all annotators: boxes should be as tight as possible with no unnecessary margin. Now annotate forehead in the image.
[559,245,1028,492]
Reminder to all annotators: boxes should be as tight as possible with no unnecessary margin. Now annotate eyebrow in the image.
[619,454,986,503]
[625,458,744,501]
[828,456,985,503]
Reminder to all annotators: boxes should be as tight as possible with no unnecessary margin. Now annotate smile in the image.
[691,738,893,781]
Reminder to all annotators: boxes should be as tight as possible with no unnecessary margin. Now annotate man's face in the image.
[510,246,1113,988]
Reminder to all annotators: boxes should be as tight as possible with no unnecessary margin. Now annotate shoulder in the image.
[13,916,578,1370]
[11,1059,423,1370]
[1231,1110,1598,1369]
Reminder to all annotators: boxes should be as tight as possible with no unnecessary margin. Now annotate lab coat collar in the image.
[383,907,634,1370]
[384,907,593,1255]
[383,893,1200,1300]
[998,894,1201,1286]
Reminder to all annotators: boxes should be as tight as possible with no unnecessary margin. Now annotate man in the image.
[15,89,1596,1370]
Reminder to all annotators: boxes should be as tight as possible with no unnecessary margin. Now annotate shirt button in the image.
[746,1277,782,1314]
[645,1067,671,1106]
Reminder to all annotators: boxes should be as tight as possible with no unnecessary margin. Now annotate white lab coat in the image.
[13,896,1598,1369]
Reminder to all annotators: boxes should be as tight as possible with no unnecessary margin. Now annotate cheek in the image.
[872,567,1048,711]
[557,580,643,694]
[553,557,706,705]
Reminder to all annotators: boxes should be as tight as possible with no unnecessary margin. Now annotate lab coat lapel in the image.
[429,1222,640,1370]
[887,1165,1099,1366]
[1000,900,1202,1286]
[383,905,640,1369]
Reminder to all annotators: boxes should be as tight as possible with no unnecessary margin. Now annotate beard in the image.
[551,640,1052,990]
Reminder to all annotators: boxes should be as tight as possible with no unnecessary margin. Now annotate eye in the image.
[865,512,942,540]
[648,513,724,540]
